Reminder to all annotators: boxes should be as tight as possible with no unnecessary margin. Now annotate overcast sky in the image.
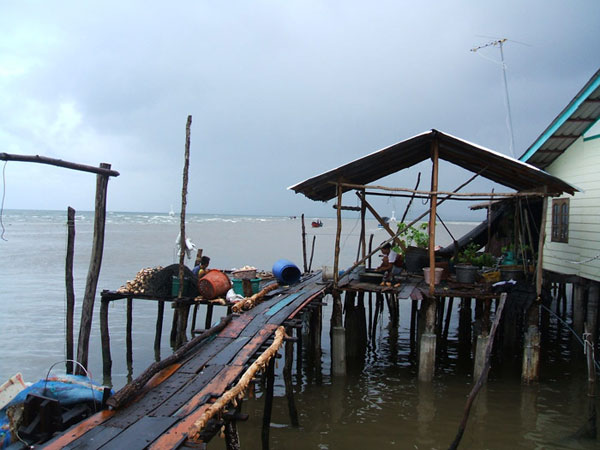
[1,1,598,219]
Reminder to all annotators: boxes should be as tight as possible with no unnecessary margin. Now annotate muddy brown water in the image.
[0,211,597,449]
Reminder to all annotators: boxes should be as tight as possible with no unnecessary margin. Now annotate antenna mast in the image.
[471,38,516,158]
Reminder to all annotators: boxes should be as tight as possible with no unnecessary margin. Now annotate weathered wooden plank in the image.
[99,416,179,450]
[174,365,244,417]
[218,314,253,338]
[105,372,193,429]
[149,364,224,417]
[229,325,278,366]
[397,282,419,299]
[207,336,251,366]
[265,293,302,316]
[178,337,233,374]
[147,404,211,450]
[62,425,122,450]
[40,410,115,450]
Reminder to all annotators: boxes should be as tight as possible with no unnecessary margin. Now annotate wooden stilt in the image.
[100,298,112,386]
[205,303,215,330]
[587,282,599,352]
[191,303,199,333]
[154,300,165,361]
[284,326,299,427]
[225,418,241,450]
[301,214,308,273]
[573,283,585,337]
[261,358,276,450]
[65,207,76,374]
[170,308,178,348]
[410,299,418,354]
[443,297,454,342]
[76,163,111,373]
[126,297,133,373]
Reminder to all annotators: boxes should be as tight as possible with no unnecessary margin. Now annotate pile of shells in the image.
[117,266,163,295]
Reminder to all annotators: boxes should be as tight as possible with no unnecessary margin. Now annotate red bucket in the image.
[198,270,231,299]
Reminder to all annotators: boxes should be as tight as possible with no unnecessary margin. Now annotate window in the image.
[551,198,569,243]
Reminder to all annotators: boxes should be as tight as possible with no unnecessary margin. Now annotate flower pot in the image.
[500,265,525,281]
[423,267,443,285]
[455,264,478,283]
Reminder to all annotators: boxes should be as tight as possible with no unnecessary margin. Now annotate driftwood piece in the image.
[188,326,286,441]
[107,315,232,409]
[231,284,279,313]
[448,293,506,450]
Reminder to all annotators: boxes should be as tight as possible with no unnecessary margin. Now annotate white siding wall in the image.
[543,136,600,282]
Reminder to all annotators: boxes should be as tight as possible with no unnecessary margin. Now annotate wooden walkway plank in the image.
[147,404,211,450]
[63,425,122,450]
[99,416,179,450]
[177,337,233,374]
[149,365,225,418]
[265,293,302,316]
[218,314,253,338]
[173,365,244,417]
[206,336,251,366]
[41,410,115,450]
[105,372,194,429]
[230,324,278,366]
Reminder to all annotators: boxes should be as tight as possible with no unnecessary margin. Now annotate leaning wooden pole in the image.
[65,207,76,374]
[178,115,192,297]
[175,115,192,347]
[75,163,111,373]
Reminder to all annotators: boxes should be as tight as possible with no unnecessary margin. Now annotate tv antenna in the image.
[471,38,516,158]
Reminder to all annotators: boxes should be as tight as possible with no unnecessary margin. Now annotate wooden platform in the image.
[41,273,327,450]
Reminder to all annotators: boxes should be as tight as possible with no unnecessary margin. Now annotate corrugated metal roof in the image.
[288,130,577,202]
[520,68,600,169]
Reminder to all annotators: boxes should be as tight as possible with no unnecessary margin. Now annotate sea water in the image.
[0,210,597,449]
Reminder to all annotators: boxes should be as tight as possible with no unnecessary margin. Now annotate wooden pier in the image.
[41,273,327,449]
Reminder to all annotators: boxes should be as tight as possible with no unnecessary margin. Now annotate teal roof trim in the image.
[520,74,600,163]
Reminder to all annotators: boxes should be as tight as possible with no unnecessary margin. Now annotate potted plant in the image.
[393,222,430,273]
[454,242,479,283]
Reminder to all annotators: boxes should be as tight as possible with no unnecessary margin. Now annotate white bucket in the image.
[423,267,444,285]
[322,266,334,281]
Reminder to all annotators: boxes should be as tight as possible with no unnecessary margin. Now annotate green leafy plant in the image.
[456,242,479,265]
[393,222,429,253]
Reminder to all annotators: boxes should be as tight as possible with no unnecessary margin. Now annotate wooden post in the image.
[308,235,316,273]
[205,303,214,329]
[284,326,299,427]
[126,297,133,370]
[523,194,547,383]
[65,207,76,374]
[588,282,599,352]
[428,134,439,296]
[154,300,165,361]
[100,298,112,385]
[360,189,367,260]
[175,115,192,348]
[76,163,110,373]
[301,214,308,273]
[333,182,342,287]
[573,283,585,337]
[262,358,276,450]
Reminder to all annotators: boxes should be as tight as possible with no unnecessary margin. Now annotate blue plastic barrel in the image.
[272,259,301,285]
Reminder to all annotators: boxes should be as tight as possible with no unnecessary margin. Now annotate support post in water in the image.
[76,163,111,373]
[65,207,76,374]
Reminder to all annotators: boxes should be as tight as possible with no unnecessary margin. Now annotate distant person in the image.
[193,256,210,278]
[376,243,403,285]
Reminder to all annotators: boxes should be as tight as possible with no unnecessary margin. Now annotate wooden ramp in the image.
[42,273,326,450]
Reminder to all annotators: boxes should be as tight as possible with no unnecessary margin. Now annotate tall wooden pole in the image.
[76,163,111,373]
[65,207,76,374]
[176,115,192,348]
[428,136,439,296]
[301,214,308,273]
[360,189,366,260]
[333,182,342,288]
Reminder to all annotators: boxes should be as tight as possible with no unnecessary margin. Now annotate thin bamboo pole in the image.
[301,214,308,273]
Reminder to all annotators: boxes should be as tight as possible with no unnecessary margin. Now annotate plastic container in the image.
[423,267,443,285]
[272,259,301,285]
[171,276,196,297]
[232,278,261,296]
[198,270,232,299]
[455,264,478,283]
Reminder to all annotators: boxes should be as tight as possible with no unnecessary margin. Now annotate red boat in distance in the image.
[311,219,323,228]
